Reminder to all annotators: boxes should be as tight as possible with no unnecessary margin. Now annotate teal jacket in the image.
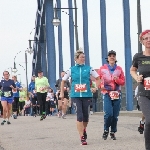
[70,64,92,98]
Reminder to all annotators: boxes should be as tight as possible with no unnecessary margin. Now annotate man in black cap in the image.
[35,70,50,121]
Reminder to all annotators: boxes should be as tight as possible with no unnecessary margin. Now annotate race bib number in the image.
[144,77,150,90]
[75,84,87,92]
[4,91,11,97]
[109,91,120,100]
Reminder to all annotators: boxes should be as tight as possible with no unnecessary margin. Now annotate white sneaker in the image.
[90,111,93,115]
[62,114,66,119]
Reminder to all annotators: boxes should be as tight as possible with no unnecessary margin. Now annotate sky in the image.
[0,0,150,85]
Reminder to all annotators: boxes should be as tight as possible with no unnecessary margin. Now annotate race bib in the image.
[4,91,11,97]
[144,77,150,90]
[109,91,120,100]
[75,84,87,92]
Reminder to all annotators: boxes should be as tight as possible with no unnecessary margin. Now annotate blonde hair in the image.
[74,50,84,61]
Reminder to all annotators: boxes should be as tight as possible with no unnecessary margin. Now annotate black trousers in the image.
[19,101,25,111]
[12,97,19,112]
[37,92,47,115]
[45,101,50,115]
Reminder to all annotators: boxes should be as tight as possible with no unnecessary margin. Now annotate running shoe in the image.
[1,120,6,125]
[43,114,46,119]
[102,131,109,140]
[83,130,87,140]
[13,115,17,119]
[40,116,44,121]
[57,112,62,118]
[138,121,145,134]
[90,111,93,115]
[81,136,87,145]
[7,121,11,125]
[62,114,66,119]
[110,132,116,140]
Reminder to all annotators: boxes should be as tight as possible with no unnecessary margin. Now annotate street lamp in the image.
[13,62,18,74]
[52,3,79,50]
[52,5,61,27]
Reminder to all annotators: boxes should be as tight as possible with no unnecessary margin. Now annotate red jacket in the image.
[98,64,125,93]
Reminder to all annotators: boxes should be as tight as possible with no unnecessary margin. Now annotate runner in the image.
[19,88,26,116]
[55,71,70,119]
[35,70,49,121]
[60,50,100,145]
[0,71,16,125]
[130,29,150,149]
[98,50,125,140]
[29,75,39,117]
[12,75,22,119]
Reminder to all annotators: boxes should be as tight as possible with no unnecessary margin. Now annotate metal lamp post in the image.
[52,4,79,51]
[25,48,34,97]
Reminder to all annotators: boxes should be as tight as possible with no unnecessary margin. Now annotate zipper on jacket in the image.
[80,67,82,97]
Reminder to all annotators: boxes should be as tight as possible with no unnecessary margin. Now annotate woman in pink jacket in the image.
[98,50,125,140]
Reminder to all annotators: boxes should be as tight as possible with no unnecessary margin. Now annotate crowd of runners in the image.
[0,29,150,149]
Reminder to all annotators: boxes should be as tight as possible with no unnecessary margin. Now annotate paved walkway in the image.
[0,112,145,150]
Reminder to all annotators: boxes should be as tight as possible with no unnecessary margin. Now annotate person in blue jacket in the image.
[60,50,100,145]
[28,75,39,116]
[12,75,22,119]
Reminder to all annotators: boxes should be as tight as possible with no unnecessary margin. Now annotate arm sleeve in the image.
[132,53,139,69]
[114,68,125,86]
[28,83,31,92]
[35,79,37,89]
[90,67,99,78]
[18,82,22,88]
[62,69,71,80]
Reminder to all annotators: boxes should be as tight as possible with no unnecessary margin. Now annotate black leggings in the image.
[37,92,47,115]
[12,97,19,112]
[45,101,50,115]
[139,96,150,150]
[72,98,91,122]
[19,101,25,111]
[0,101,3,115]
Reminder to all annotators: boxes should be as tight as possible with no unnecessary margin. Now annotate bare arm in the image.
[130,65,138,81]
[130,65,143,82]
[60,80,65,98]
[95,76,100,89]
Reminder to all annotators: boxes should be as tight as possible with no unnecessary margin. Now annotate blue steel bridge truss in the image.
[32,0,133,111]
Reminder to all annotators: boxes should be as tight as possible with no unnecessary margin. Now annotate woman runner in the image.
[60,50,100,145]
